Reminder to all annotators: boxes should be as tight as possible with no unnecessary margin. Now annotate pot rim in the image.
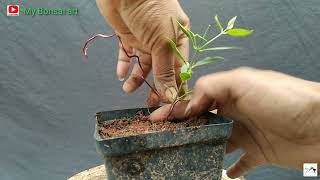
[94,107,233,141]
[94,107,233,156]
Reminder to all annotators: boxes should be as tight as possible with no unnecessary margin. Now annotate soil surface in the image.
[97,111,208,139]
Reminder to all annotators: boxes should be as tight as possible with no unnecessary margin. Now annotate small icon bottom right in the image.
[303,163,318,177]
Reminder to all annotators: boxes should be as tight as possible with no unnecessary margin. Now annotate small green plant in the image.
[166,15,253,116]
[83,15,252,118]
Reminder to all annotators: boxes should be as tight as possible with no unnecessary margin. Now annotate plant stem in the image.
[82,33,116,57]
[177,90,192,101]
[193,36,198,50]
[203,25,211,39]
[189,48,199,66]
[166,81,185,120]
[117,37,161,98]
[199,30,225,50]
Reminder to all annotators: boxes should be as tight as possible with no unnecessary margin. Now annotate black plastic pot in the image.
[94,107,233,180]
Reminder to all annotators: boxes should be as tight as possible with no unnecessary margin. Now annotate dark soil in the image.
[97,111,208,139]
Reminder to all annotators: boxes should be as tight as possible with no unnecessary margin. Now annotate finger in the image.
[177,30,189,63]
[174,63,189,100]
[175,38,190,97]
[96,0,140,49]
[117,42,132,81]
[184,70,247,118]
[175,15,190,96]
[96,0,128,35]
[152,41,177,102]
[227,153,259,179]
[154,19,190,102]
[226,141,238,154]
[225,121,248,154]
[147,83,161,108]
[149,101,189,122]
[184,77,218,117]
[175,34,189,87]
[123,50,152,93]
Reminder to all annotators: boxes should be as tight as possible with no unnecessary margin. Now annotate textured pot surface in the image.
[94,107,233,180]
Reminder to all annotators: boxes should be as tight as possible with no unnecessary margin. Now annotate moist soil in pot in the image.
[97,111,209,139]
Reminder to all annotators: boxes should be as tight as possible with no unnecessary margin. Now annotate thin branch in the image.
[82,33,116,57]
[199,30,225,50]
[117,36,161,98]
[82,33,161,99]
[203,24,211,39]
[166,81,185,120]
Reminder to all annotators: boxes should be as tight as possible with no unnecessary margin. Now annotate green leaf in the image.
[226,16,237,30]
[166,38,187,64]
[199,46,241,52]
[214,15,223,31]
[192,56,224,68]
[180,63,192,81]
[226,28,253,37]
[180,72,192,81]
[177,21,195,45]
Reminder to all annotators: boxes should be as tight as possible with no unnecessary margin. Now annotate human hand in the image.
[150,67,320,178]
[96,0,190,105]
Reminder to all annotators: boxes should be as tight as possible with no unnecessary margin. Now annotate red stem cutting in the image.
[82,33,161,98]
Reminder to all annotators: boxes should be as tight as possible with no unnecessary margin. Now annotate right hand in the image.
[96,0,190,105]
[150,67,320,178]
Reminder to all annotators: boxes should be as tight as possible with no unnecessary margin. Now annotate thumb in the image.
[227,153,259,179]
[152,39,178,102]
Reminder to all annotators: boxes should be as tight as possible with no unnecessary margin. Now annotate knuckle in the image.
[138,56,152,68]
[118,58,130,63]
[195,76,209,90]
[154,69,175,83]
[231,67,256,80]
[233,67,255,74]
[182,15,190,28]
[128,74,143,85]
[149,30,171,54]
[155,33,170,47]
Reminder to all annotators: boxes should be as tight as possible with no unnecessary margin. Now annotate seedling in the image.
[166,15,252,117]
[82,15,252,119]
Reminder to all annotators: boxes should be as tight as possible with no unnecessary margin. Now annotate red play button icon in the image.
[7,5,20,16]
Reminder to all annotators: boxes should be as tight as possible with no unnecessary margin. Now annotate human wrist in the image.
[296,83,320,164]
[308,83,320,162]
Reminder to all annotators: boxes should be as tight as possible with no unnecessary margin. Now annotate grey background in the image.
[0,0,319,179]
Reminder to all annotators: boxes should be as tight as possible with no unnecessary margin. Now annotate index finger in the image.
[184,70,245,118]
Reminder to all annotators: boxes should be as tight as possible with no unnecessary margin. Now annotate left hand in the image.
[96,0,190,105]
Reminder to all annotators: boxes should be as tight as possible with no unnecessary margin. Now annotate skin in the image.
[96,0,320,178]
[96,0,190,104]
[150,67,320,178]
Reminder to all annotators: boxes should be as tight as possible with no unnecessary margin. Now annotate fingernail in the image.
[119,77,125,81]
[122,81,131,93]
[165,87,177,102]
